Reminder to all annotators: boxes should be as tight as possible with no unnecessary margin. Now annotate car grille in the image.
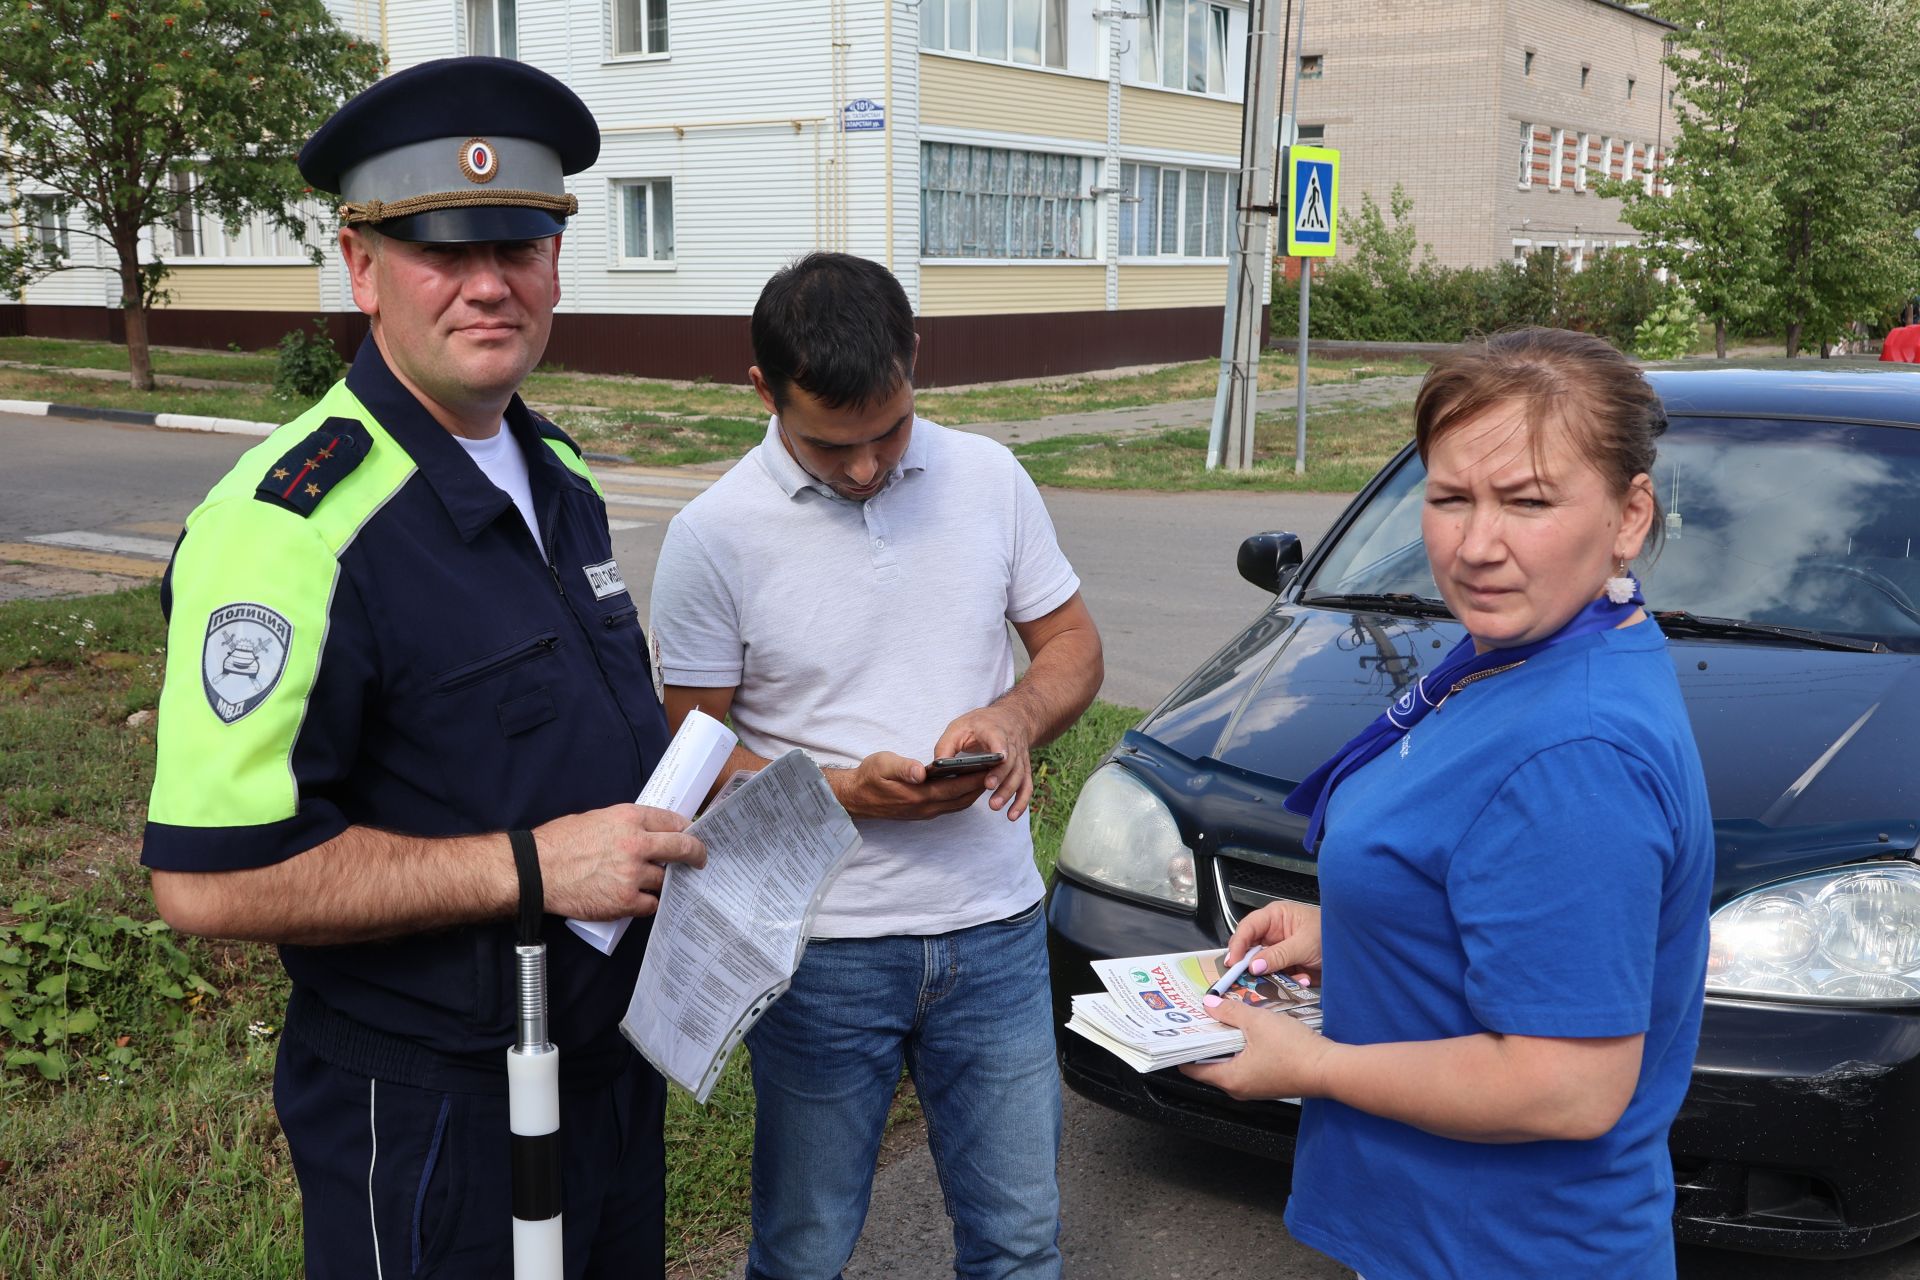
[1212,846,1319,929]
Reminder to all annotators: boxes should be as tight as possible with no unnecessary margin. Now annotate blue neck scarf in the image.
[1282,583,1646,853]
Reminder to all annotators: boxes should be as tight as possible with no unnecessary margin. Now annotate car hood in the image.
[1142,603,1920,833]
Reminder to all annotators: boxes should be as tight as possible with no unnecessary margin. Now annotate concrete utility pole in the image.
[1288,0,1310,475]
[1205,0,1284,471]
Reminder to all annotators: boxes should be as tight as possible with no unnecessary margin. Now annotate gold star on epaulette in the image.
[305,483,323,497]
[303,457,317,469]
[273,468,290,480]
[317,446,334,460]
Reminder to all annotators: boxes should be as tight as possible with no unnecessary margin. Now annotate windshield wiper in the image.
[1655,610,1886,653]
[1301,592,1455,619]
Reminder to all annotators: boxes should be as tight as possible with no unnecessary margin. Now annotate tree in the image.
[1623,0,1920,357]
[0,0,383,389]
[1767,0,1920,356]
[1616,0,1791,357]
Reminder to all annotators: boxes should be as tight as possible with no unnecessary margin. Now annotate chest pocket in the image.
[433,630,561,738]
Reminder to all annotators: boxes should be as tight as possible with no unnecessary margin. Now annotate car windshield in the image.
[1303,416,1920,653]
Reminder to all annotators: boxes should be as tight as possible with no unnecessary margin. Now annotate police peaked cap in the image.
[299,56,600,244]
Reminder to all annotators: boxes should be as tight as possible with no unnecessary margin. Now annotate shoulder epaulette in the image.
[531,411,584,458]
[254,418,371,517]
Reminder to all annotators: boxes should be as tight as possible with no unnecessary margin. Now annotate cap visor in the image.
[373,205,569,244]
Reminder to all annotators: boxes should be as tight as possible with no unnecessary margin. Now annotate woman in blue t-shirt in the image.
[1182,328,1714,1279]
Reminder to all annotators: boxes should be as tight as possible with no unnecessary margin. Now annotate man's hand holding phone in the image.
[827,751,990,822]
[926,751,1005,779]
[933,707,1034,820]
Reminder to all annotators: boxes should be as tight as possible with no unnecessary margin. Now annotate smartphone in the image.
[925,751,1005,780]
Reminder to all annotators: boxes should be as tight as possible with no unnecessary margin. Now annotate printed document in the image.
[619,749,860,1103]
[1067,949,1323,1073]
[567,709,738,956]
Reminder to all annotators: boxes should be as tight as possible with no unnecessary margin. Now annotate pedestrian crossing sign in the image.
[1285,145,1339,258]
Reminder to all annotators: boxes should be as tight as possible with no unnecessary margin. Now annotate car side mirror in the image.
[1238,531,1303,594]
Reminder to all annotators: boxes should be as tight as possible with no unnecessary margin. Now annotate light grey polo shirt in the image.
[650,417,1081,938]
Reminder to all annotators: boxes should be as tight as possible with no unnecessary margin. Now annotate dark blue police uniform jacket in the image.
[144,336,669,1090]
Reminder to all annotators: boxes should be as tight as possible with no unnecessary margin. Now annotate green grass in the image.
[1014,402,1414,493]
[0,337,1421,442]
[0,336,281,384]
[0,582,1143,1278]
[557,410,772,467]
[525,357,1422,428]
[0,366,293,424]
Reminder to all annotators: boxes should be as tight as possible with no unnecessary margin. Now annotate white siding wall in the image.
[316,0,915,317]
[20,0,1246,321]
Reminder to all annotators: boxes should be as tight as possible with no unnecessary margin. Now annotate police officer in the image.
[142,57,702,1279]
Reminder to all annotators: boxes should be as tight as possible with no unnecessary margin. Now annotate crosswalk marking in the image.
[28,530,179,559]
[1,463,717,600]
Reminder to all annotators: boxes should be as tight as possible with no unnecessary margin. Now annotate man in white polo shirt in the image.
[650,252,1102,1280]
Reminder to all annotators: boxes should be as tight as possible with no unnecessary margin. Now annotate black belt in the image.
[284,985,626,1095]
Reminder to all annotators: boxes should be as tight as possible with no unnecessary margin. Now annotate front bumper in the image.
[1048,875,1920,1259]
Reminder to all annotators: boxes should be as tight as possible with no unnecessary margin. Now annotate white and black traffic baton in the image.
[507,829,564,1279]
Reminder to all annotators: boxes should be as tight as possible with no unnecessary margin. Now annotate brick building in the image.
[1291,0,1677,269]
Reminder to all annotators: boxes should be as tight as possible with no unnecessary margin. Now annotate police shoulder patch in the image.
[254,417,370,517]
[202,603,293,724]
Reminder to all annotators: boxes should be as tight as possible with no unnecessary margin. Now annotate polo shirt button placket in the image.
[864,504,899,579]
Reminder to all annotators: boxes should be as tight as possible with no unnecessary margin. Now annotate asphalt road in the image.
[0,409,1352,711]
[10,410,1916,1278]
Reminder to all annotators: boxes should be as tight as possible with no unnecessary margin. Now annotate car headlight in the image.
[1056,763,1197,911]
[1707,863,1920,1004]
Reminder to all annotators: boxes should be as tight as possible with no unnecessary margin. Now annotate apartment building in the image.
[1290,0,1677,269]
[3,0,1262,384]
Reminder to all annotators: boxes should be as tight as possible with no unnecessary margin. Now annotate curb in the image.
[1,398,276,437]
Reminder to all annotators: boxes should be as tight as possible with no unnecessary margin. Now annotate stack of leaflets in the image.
[1066,948,1323,1073]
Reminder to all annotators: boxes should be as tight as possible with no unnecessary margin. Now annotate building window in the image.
[614,179,675,263]
[1517,122,1533,188]
[465,0,515,58]
[169,170,200,256]
[921,142,1095,259]
[1523,49,1534,75]
[1548,128,1564,190]
[1574,132,1592,191]
[612,0,668,56]
[923,0,1067,70]
[27,196,68,255]
[1137,0,1230,94]
[1580,64,1590,89]
[1295,124,1325,144]
[1626,76,1636,99]
[1117,161,1236,258]
[1299,54,1322,80]
[1510,239,1531,265]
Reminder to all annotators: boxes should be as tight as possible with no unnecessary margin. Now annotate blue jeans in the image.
[743,900,1062,1280]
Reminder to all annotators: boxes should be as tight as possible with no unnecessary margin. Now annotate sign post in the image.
[1284,143,1338,475]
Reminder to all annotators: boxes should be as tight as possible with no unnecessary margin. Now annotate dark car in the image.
[1047,363,1920,1259]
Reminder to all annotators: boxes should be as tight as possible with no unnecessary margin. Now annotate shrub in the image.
[1273,187,1676,351]
[0,894,217,1082]
[272,319,346,400]
[1633,293,1706,362]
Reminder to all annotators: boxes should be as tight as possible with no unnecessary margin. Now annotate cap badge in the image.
[459,137,499,184]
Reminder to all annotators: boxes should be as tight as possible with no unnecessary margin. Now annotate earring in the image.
[1604,560,1637,604]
